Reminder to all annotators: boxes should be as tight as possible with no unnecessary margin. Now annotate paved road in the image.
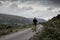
[0,25,43,40]
[0,28,35,40]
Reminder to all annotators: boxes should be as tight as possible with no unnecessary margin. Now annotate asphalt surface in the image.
[0,25,43,40]
[0,28,35,40]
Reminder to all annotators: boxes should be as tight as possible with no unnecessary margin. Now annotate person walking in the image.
[33,17,38,32]
[33,17,38,27]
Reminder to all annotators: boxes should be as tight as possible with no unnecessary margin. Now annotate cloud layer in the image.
[0,0,60,20]
[0,0,60,7]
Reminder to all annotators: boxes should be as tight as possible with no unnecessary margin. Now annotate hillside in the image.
[28,18,46,23]
[0,13,46,24]
[30,14,60,40]
[37,18,46,23]
[0,14,33,36]
[0,13,31,24]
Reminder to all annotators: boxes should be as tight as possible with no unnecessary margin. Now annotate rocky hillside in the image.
[30,14,60,40]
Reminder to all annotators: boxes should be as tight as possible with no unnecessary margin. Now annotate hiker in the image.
[33,17,38,27]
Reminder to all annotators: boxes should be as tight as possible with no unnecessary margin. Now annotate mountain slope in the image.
[28,18,46,23]
[30,14,60,40]
[0,13,31,24]
[0,13,46,25]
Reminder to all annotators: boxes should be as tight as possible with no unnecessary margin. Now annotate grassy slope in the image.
[0,13,33,36]
[0,13,31,24]
[30,14,60,40]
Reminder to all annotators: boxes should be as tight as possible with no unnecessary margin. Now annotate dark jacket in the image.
[33,18,37,23]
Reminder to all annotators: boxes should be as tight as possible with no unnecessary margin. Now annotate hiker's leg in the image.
[35,23,37,32]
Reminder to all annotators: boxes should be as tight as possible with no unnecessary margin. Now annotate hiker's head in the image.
[34,17,36,19]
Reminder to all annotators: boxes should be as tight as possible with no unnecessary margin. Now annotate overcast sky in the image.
[0,0,60,20]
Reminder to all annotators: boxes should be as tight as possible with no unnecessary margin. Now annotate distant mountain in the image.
[37,18,47,23]
[0,13,31,24]
[28,18,47,23]
[0,13,46,25]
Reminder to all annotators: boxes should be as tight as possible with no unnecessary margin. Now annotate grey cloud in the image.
[50,0,60,4]
[9,2,33,10]
[0,2,3,6]
[10,3,18,8]
[0,0,18,2]
[0,0,6,1]
[21,7,33,10]
[0,0,60,8]
[14,0,60,7]
[22,0,60,7]
[56,10,60,13]
[47,7,55,11]
[48,0,60,6]
[0,0,60,4]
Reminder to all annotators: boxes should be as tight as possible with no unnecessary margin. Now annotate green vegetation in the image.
[0,14,32,24]
[0,14,34,37]
[0,24,32,37]
[30,14,60,40]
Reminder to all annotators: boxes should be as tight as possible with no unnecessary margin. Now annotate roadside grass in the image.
[0,24,33,37]
[29,14,60,40]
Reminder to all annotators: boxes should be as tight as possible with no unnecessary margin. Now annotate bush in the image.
[30,14,60,40]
